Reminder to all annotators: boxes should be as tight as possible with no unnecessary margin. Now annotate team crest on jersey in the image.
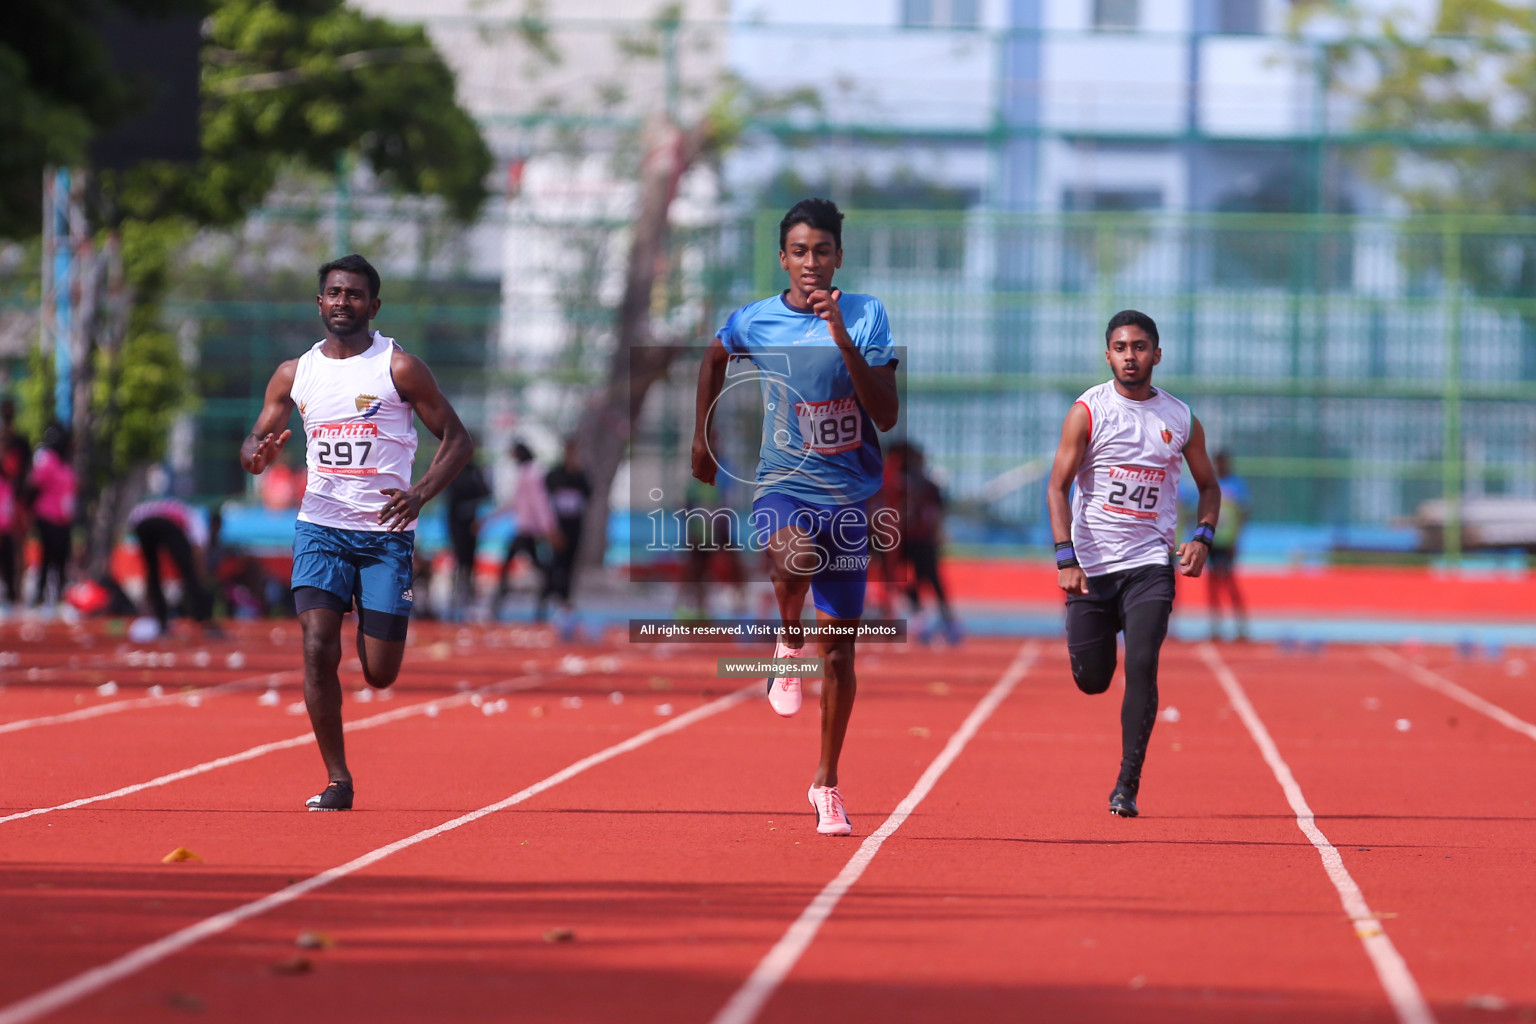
[1160,426,1173,444]
[355,394,383,418]
[298,401,307,416]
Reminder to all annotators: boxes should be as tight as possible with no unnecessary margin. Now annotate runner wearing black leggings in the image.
[1046,310,1222,817]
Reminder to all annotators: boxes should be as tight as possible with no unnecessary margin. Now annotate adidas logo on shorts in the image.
[401,588,413,603]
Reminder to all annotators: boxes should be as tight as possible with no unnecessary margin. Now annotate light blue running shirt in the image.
[717,291,898,505]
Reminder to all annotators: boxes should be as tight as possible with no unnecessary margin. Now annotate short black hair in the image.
[1105,309,1158,346]
[779,197,844,251]
[317,254,381,299]
[41,421,71,454]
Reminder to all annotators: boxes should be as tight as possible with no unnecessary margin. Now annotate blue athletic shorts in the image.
[751,493,868,620]
[290,521,415,640]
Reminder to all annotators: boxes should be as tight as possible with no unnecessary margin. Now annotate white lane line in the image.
[0,682,757,1024]
[0,676,544,826]
[1200,644,1434,1024]
[0,673,293,735]
[710,642,1038,1024]
[1370,647,1536,744]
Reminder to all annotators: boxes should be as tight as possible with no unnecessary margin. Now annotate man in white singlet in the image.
[1047,309,1220,818]
[241,255,474,811]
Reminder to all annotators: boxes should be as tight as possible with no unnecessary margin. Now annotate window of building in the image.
[1218,0,1262,34]
[902,0,980,29]
[1092,0,1138,30]
[1061,188,1163,212]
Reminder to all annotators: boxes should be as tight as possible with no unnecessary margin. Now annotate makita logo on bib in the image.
[1109,465,1166,483]
[312,422,379,440]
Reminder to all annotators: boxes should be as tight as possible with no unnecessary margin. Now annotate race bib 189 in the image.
[310,422,379,476]
[794,397,863,455]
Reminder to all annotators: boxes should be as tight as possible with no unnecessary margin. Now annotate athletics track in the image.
[1,612,1533,1023]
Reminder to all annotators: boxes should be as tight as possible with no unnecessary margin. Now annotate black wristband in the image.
[1054,540,1079,569]
[1190,522,1216,548]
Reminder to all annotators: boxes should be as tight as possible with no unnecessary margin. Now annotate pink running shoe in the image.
[808,784,852,836]
[766,640,803,717]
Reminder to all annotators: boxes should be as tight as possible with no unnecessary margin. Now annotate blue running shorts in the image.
[751,492,869,620]
[290,521,415,640]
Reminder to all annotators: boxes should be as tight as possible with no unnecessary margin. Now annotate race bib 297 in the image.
[310,422,379,476]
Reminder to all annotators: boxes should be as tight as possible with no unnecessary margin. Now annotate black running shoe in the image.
[1108,783,1139,818]
[305,781,353,811]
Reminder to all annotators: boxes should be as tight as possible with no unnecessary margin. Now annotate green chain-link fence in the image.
[102,209,1536,559]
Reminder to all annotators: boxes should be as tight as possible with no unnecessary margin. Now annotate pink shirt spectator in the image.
[0,475,14,532]
[510,461,556,537]
[30,448,76,526]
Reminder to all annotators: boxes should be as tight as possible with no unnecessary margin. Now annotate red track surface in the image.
[945,560,1536,618]
[1,619,1533,1023]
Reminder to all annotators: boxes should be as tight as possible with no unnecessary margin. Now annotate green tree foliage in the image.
[115,0,491,226]
[94,325,188,468]
[1316,0,1536,216]
[5,0,493,572]
[2,0,491,238]
[13,344,55,446]
[1309,0,1536,371]
[98,217,196,463]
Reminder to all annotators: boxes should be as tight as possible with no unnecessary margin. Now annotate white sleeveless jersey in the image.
[1069,380,1193,576]
[290,332,418,532]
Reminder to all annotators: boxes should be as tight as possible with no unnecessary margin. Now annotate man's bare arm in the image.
[1176,416,1220,577]
[1048,403,1091,596]
[240,360,299,475]
[843,360,899,432]
[382,351,474,531]
[691,338,730,485]
[813,288,899,430]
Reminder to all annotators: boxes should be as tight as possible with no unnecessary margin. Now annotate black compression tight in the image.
[1068,597,1171,791]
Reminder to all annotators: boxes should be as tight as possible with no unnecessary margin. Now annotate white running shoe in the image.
[808,784,852,836]
[766,640,803,717]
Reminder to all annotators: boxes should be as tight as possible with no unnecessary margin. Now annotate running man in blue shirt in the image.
[692,198,899,836]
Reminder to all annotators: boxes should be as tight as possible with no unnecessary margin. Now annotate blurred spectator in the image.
[411,548,439,621]
[126,494,219,639]
[896,443,961,645]
[445,450,491,619]
[206,505,289,619]
[260,447,306,510]
[496,441,556,618]
[543,437,592,629]
[677,428,745,619]
[869,440,909,620]
[28,422,75,612]
[0,398,22,464]
[0,401,29,614]
[1207,450,1250,641]
[0,464,15,614]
